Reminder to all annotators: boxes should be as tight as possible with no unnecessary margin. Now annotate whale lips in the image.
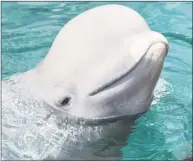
[89,62,139,96]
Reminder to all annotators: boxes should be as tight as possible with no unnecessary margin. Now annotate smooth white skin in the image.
[26,4,169,120]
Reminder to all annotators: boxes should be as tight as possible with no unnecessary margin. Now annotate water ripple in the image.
[163,32,192,45]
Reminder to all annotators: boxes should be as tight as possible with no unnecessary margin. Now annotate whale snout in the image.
[88,31,169,97]
[79,33,169,119]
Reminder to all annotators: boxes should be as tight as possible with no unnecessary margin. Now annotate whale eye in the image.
[56,96,71,107]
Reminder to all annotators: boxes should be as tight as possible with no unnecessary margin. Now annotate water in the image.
[2,2,192,160]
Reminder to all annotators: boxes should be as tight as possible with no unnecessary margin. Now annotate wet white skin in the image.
[2,4,169,160]
[25,4,168,120]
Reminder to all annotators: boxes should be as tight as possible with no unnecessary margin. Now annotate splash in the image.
[2,74,130,160]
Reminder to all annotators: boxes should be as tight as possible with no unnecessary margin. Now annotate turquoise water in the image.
[2,2,192,160]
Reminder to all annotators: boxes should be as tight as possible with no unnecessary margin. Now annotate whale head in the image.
[29,4,169,121]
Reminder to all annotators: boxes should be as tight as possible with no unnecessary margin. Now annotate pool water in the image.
[2,2,192,160]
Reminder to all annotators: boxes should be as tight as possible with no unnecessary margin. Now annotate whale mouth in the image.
[88,53,145,96]
[89,42,168,96]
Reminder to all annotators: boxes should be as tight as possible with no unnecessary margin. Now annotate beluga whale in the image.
[2,4,169,160]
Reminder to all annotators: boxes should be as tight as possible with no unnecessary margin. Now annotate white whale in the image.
[25,4,168,120]
[2,4,169,160]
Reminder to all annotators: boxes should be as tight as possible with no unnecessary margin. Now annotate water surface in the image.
[2,2,192,160]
